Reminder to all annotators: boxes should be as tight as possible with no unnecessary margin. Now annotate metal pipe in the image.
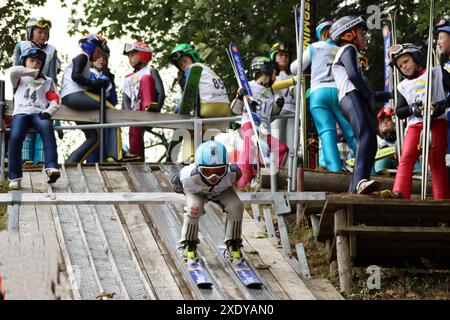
[291,0,306,191]
[99,87,106,164]
[0,80,5,186]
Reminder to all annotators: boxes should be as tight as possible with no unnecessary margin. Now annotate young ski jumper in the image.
[270,42,296,151]
[291,21,357,172]
[374,107,397,173]
[435,19,450,185]
[13,17,62,165]
[122,42,165,159]
[86,51,122,163]
[60,34,119,163]
[389,43,450,199]
[171,141,244,260]
[230,56,288,189]
[330,16,392,193]
[167,43,230,162]
[8,48,61,190]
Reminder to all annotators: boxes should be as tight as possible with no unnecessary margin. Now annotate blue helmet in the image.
[316,21,333,40]
[19,47,47,70]
[79,33,108,57]
[195,141,229,166]
[434,18,450,34]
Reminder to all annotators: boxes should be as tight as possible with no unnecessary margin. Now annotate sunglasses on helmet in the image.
[170,47,193,61]
[123,43,152,54]
[35,19,52,29]
[198,165,228,180]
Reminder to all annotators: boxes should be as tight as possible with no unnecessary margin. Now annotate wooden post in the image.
[347,205,357,261]
[296,167,305,225]
[334,208,352,295]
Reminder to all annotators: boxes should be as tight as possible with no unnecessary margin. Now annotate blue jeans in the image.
[310,88,357,172]
[8,114,58,180]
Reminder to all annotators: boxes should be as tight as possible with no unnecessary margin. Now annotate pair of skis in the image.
[179,245,262,288]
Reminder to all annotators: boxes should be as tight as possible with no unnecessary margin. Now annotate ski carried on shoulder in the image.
[218,245,262,288]
[227,42,271,168]
[346,146,396,167]
[178,65,203,115]
[177,245,212,289]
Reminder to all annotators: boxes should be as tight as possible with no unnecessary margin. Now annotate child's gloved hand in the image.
[99,74,110,83]
[39,111,51,120]
[431,96,450,119]
[237,87,248,100]
[171,174,184,194]
[409,101,423,118]
[276,96,285,109]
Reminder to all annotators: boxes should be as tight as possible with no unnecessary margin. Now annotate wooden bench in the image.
[4,100,229,131]
[305,194,450,295]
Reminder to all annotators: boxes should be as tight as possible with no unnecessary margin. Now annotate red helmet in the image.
[377,107,394,122]
[123,42,152,64]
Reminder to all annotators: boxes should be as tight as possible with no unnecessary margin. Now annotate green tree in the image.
[0,0,46,70]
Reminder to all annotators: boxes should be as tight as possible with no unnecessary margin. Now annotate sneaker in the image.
[182,241,198,260]
[356,179,381,195]
[9,179,21,190]
[45,168,61,183]
[225,239,243,260]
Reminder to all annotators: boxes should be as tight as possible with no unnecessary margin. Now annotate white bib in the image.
[13,75,55,116]
[332,44,361,102]
[60,52,91,98]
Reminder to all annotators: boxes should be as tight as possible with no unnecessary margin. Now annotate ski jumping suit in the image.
[393,67,450,199]
[292,39,357,172]
[8,66,60,181]
[271,70,296,150]
[13,41,60,164]
[60,52,120,163]
[231,80,288,189]
[170,63,230,162]
[332,44,389,192]
[174,163,244,244]
[122,65,165,158]
[86,68,122,162]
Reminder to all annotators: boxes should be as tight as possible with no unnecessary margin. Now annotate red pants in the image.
[129,74,155,158]
[393,119,450,199]
[237,122,288,189]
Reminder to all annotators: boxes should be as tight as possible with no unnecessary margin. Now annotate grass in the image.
[0,180,7,230]
[286,216,450,300]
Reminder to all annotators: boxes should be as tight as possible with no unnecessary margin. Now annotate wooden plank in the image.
[242,210,316,300]
[102,170,184,300]
[338,225,450,236]
[263,208,277,244]
[334,209,351,295]
[0,191,327,205]
[5,100,228,131]
[17,173,39,235]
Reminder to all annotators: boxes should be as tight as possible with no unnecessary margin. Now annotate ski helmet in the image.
[434,18,450,34]
[316,21,333,40]
[388,43,422,69]
[330,16,367,45]
[19,47,47,70]
[123,42,152,64]
[250,56,278,80]
[270,42,291,61]
[79,34,108,57]
[195,141,229,183]
[169,43,200,68]
[26,17,52,42]
[377,107,394,122]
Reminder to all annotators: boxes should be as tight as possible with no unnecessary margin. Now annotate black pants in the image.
[339,91,377,193]
[63,91,100,163]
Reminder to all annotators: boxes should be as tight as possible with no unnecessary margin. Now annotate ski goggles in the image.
[123,43,152,54]
[31,18,52,29]
[198,165,228,180]
[170,47,193,61]
[271,42,290,53]
[387,44,413,61]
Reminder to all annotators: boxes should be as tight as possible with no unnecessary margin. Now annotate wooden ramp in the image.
[305,194,450,295]
[1,164,342,300]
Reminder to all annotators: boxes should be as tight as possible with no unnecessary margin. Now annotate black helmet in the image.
[250,56,278,80]
[387,43,422,70]
[330,16,367,45]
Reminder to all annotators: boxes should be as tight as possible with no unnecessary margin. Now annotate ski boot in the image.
[45,168,61,183]
[225,239,243,261]
[182,241,198,261]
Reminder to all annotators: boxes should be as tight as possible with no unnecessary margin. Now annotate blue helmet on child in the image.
[79,34,108,57]
[19,47,47,70]
[434,18,450,34]
[316,21,333,40]
[195,141,229,184]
